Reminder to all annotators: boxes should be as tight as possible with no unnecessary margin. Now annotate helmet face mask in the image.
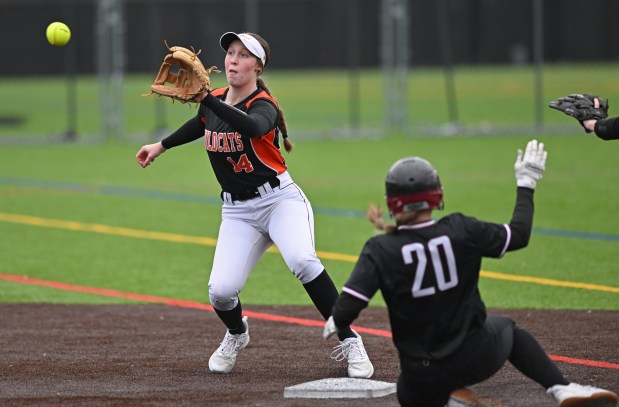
[385,157,444,216]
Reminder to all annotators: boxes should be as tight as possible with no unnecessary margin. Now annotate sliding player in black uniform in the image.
[323,140,618,407]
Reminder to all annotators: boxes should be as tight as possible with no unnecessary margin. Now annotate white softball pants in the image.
[208,171,325,311]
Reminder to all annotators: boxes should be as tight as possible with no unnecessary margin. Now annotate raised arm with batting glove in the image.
[509,140,546,251]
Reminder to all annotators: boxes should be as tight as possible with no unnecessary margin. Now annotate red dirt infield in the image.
[1,304,617,406]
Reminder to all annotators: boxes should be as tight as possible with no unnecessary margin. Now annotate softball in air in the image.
[46,22,71,47]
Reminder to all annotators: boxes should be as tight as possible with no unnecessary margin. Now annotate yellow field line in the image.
[480,271,619,294]
[0,212,218,246]
[1,212,616,293]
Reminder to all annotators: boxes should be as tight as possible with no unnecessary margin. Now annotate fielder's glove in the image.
[322,316,339,340]
[514,139,547,190]
[548,93,609,133]
[145,42,220,104]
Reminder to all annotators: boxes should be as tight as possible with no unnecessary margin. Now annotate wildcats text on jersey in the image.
[204,130,244,153]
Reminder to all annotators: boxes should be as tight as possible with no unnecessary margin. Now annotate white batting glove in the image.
[322,316,339,340]
[514,139,547,190]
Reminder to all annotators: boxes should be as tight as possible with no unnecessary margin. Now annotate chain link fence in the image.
[0,0,618,143]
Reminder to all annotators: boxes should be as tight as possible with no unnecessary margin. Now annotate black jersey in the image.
[342,214,510,360]
[200,87,287,193]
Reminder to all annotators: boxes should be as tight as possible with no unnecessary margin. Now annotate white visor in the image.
[220,32,267,67]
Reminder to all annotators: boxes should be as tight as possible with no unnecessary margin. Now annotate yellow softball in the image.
[46,22,71,47]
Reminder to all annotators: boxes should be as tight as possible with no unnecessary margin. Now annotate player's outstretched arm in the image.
[136,142,166,168]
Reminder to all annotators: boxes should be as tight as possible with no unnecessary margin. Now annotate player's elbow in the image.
[507,232,530,251]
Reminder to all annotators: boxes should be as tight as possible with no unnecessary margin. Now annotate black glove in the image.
[548,94,609,133]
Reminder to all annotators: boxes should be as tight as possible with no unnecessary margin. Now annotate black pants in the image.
[396,315,514,407]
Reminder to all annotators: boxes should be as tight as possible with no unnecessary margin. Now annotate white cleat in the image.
[547,383,619,407]
[208,316,250,374]
[330,329,374,379]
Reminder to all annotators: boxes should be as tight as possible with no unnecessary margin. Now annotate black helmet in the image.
[385,157,444,215]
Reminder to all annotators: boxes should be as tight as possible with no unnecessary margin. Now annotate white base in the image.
[283,378,397,399]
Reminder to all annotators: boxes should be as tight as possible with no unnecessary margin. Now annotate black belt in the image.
[222,177,281,202]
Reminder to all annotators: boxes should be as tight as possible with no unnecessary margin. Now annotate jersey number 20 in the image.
[401,236,458,298]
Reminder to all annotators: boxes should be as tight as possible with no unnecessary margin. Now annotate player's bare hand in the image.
[136,142,166,168]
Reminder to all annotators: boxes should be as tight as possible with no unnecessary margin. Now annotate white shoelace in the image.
[330,338,367,363]
[217,332,245,358]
